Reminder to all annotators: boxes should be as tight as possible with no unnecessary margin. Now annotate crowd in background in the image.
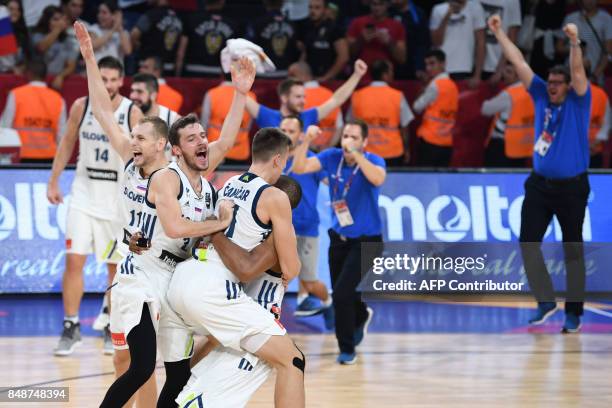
[0,0,610,168]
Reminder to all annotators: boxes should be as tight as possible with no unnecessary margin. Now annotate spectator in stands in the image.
[522,0,566,79]
[88,1,132,62]
[346,0,406,70]
[297,0,349,82]
[175,0,241,77]
[391,0,430,80]
[283,0,310,21]
[201,71,256,164]
[22,0,59,28]
[139,55,183,112]
[131,0,182,76]
[288,61,344,151]
[61,0,85,51]
[348,59,413,166]
[0,58,66,163]
[32,5,78,90]
[413,49,459,167]
[481,61,535,167]
[478,0,521,83]
[430,0,486,87]
[0,0,31,74]
[556,0,612,85]
[248,0,300,78]
[584,60,611,168]
[245,59,368,131]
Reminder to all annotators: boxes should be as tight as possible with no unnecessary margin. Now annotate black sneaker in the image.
[54,320,82,356]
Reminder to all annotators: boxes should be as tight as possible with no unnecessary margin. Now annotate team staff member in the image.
[413,49,458,167]
[245,59,368,130]
[348,59,413,166]
[491,15,591,333]
[481,61,535,167]
[202,72,256,164]
[0,58,66,163]
[293,119,385,365]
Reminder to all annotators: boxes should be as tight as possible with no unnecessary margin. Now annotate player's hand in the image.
[129,231,150,254]
[353,59,367,77]
[231,56,256,96]
[74,21,95,61]
[304,125,321,144]
[563,23,579,43]
[47,181,63,204]
[487,15,502,36]
[217,199,235,228]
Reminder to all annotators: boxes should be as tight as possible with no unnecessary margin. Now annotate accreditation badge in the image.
[332,200,354,227]
[534,130,553,157]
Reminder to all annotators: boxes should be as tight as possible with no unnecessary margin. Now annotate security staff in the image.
[0,59,66,163]
[292,119,386,365]
[491,15,591,333]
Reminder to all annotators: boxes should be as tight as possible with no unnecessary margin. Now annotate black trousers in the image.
[519,172,590,316]
[416,138,452,167]
[328,229,382,354]
[484,139,528,168]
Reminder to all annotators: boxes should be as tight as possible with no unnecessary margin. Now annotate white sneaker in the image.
[93,311,110,331]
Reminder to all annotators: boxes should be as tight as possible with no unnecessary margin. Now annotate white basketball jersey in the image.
[218,172,273,251]
[138,161,216,271]
[158,105,180,161]
[115,159,149,257]
[70,97,133,220]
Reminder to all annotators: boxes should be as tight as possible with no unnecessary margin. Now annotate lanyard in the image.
[331,156,359,201]
[283,157,294,176]
[543,103,563,138]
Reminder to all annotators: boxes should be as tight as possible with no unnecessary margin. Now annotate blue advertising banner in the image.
[1,170,611,293]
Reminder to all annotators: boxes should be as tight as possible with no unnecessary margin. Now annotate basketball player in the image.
[176,176,302,408]
[47,53,143,356]
[167,128,305,408]
[72,21,258,407]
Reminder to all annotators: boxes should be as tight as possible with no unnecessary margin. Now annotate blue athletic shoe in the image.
[561,313,581,333]
[323,304,335,330]
[294,295,325,317]
[528,302,557,325]
[337,352,357,365]
[354,307,374,347]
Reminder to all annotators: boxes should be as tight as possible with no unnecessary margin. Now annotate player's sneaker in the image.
[323,304,335,330]
[93,307,110,331]
[54,320,82,356]
[528,302,557,325]
[354,307,374,347]
[294,295,325,317]
[337,352,357,365]
[561,313,581,333]
[103,325,114,355]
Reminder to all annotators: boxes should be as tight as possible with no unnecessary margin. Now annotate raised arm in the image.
[316,59,367,120]
[349,149,386,186]
[488,15,534,89]
[563,23,588,96]
[148,169,232,239]
[47,98,86,204]
[245,94,260,119]
[205,57,256,174]
[291,125,323,174]
[211,231,277,282]
[75,21,132,163]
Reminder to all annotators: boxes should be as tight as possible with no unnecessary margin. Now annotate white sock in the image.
[322,295,332,307]
[297,293,308,305]
[64,315,79,324]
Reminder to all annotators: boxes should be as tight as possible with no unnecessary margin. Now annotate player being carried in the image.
[73,21,258,407]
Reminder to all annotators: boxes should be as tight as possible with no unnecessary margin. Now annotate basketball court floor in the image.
[1,295,611,407]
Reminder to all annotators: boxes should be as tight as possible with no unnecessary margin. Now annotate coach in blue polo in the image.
[491,16,591,333]
[292,119,386,364]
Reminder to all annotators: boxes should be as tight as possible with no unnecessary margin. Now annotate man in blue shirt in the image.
[279,116,334,327]
[293,119,386,364]
[245,59,368,130]
[491,15,591,333]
